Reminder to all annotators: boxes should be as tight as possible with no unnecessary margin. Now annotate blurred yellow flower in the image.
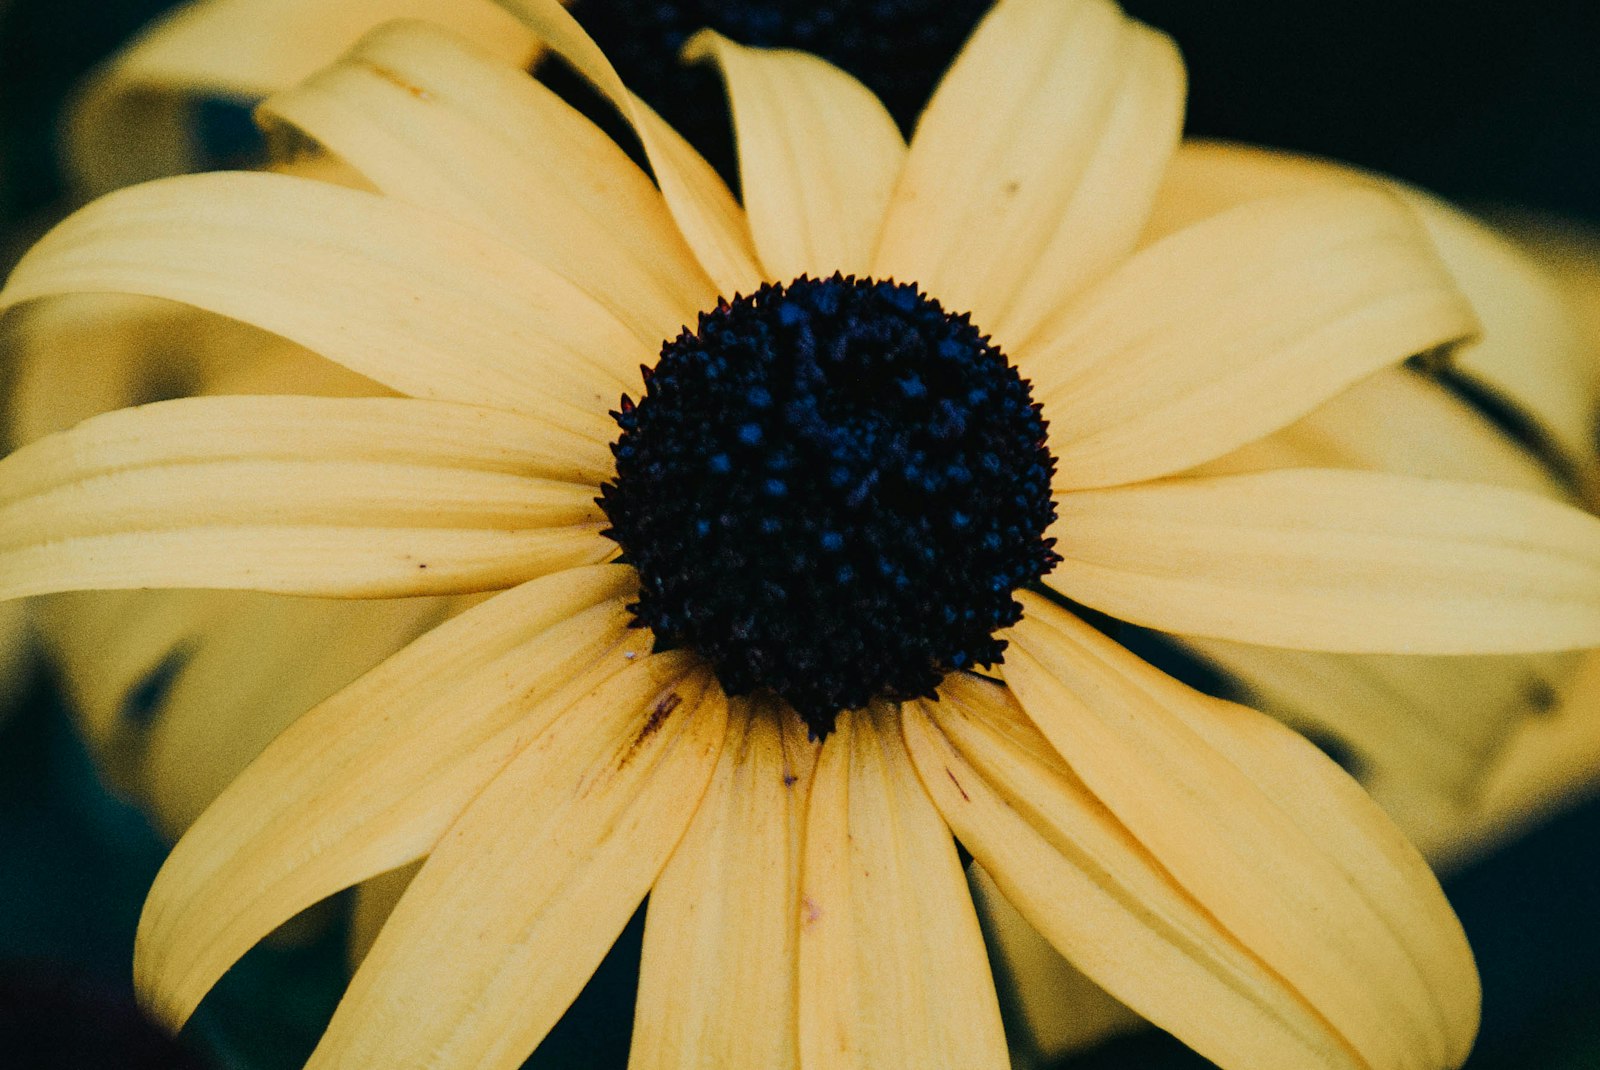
[8,0,1600,1067]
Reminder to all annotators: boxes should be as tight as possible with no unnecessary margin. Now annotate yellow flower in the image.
[28,0,1598,869]
[8,0,1600,1066]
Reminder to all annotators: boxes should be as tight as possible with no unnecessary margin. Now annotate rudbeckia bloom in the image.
[9,0,1600,1066]
[25,0,1597,854]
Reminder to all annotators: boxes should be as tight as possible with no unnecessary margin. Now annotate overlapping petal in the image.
[1177,637,1573,807]
[1148,140,1600,484]
[630,700,815,1070]
[1049,468,1600,653]
[798,708,1008,1070]
[1029,188,1477,490]
[1193,367,1565,497]
[875,0,1183,347]
[62,0,534,194]
[496,0,764,295]
[304,666,727,1070]
[904,683,1362,1069]
[1185,366,1579,815]
[0,172,647,415]
[4,294,385,452]
[42,589,459,837]
[135,566,644,1026]
[0,396,615,599]
[259,20,715,346]
[997,595,1479,1068]
[965,867,1143,1060]
[685,31,906,281]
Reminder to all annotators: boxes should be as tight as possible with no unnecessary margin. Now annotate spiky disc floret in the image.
[600,274,1058,737]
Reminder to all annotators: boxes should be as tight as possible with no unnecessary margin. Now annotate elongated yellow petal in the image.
[1,172,646,414]
[1049,468,1600,654]
[63,0,534,195]
[43,590,460,839]
[966,866,1143,1060]
[0,396,613,599]
[1179,637,1576,806]
[5,294,388,455]
[306,668,727,1070]
[0,524,607,600]
[1031,188,1476,489]
[684,31,905,281]
[630,701,816,1070]
[1001,596,1480,1068]
[496,0,764,296]
[1185,365,1578,810]
[1192,366,1564,497]
[1148,140,1600,484]
[875,0,1183,347]
[904,686,1361,1070]
[135,566,642,1027]
[5,394,613,493]
[259,20,714,346]
[798,708,1008,1070]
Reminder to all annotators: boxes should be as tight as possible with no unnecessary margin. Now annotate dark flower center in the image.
[599,275,1058,738]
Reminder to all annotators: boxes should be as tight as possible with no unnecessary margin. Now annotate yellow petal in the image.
[1178,638,1576,809]
[1444,648,1600,867]
[42,589,459,839]
[0,396,614,599]
[797,707,1008,1070]
[904,684,1359,1070]
[1,171,646,415]
[1148,140,1600,485]
[966,865,1143,1061]
[62,0,535,195]
[684,31,905,281]
[5,295,388,453]
[1002,596,1480,1068]
[496,0,764,296]
[135,566,642,1027]
[1030,188,1477,490]
[259,20,714,346]
[875,0,1183,347]
[630,700,816,1070]
[1183,364,1577,812]
[6,393,613,492]
[1192,366,1565,498]
[1049,467,1600,654]
[306,667,727,1070]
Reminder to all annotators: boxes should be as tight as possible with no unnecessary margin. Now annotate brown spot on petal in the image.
[801,895,823,929]
[1525,677,1560,716]
[620,691,682,768]
[360,61,432,101]
[945,766,970,802]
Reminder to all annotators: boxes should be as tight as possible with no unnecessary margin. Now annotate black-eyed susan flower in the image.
[28,0,1599,874]
[9,0,1600,1066]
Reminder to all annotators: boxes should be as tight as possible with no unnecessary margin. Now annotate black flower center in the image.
[600,275,1058,738]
